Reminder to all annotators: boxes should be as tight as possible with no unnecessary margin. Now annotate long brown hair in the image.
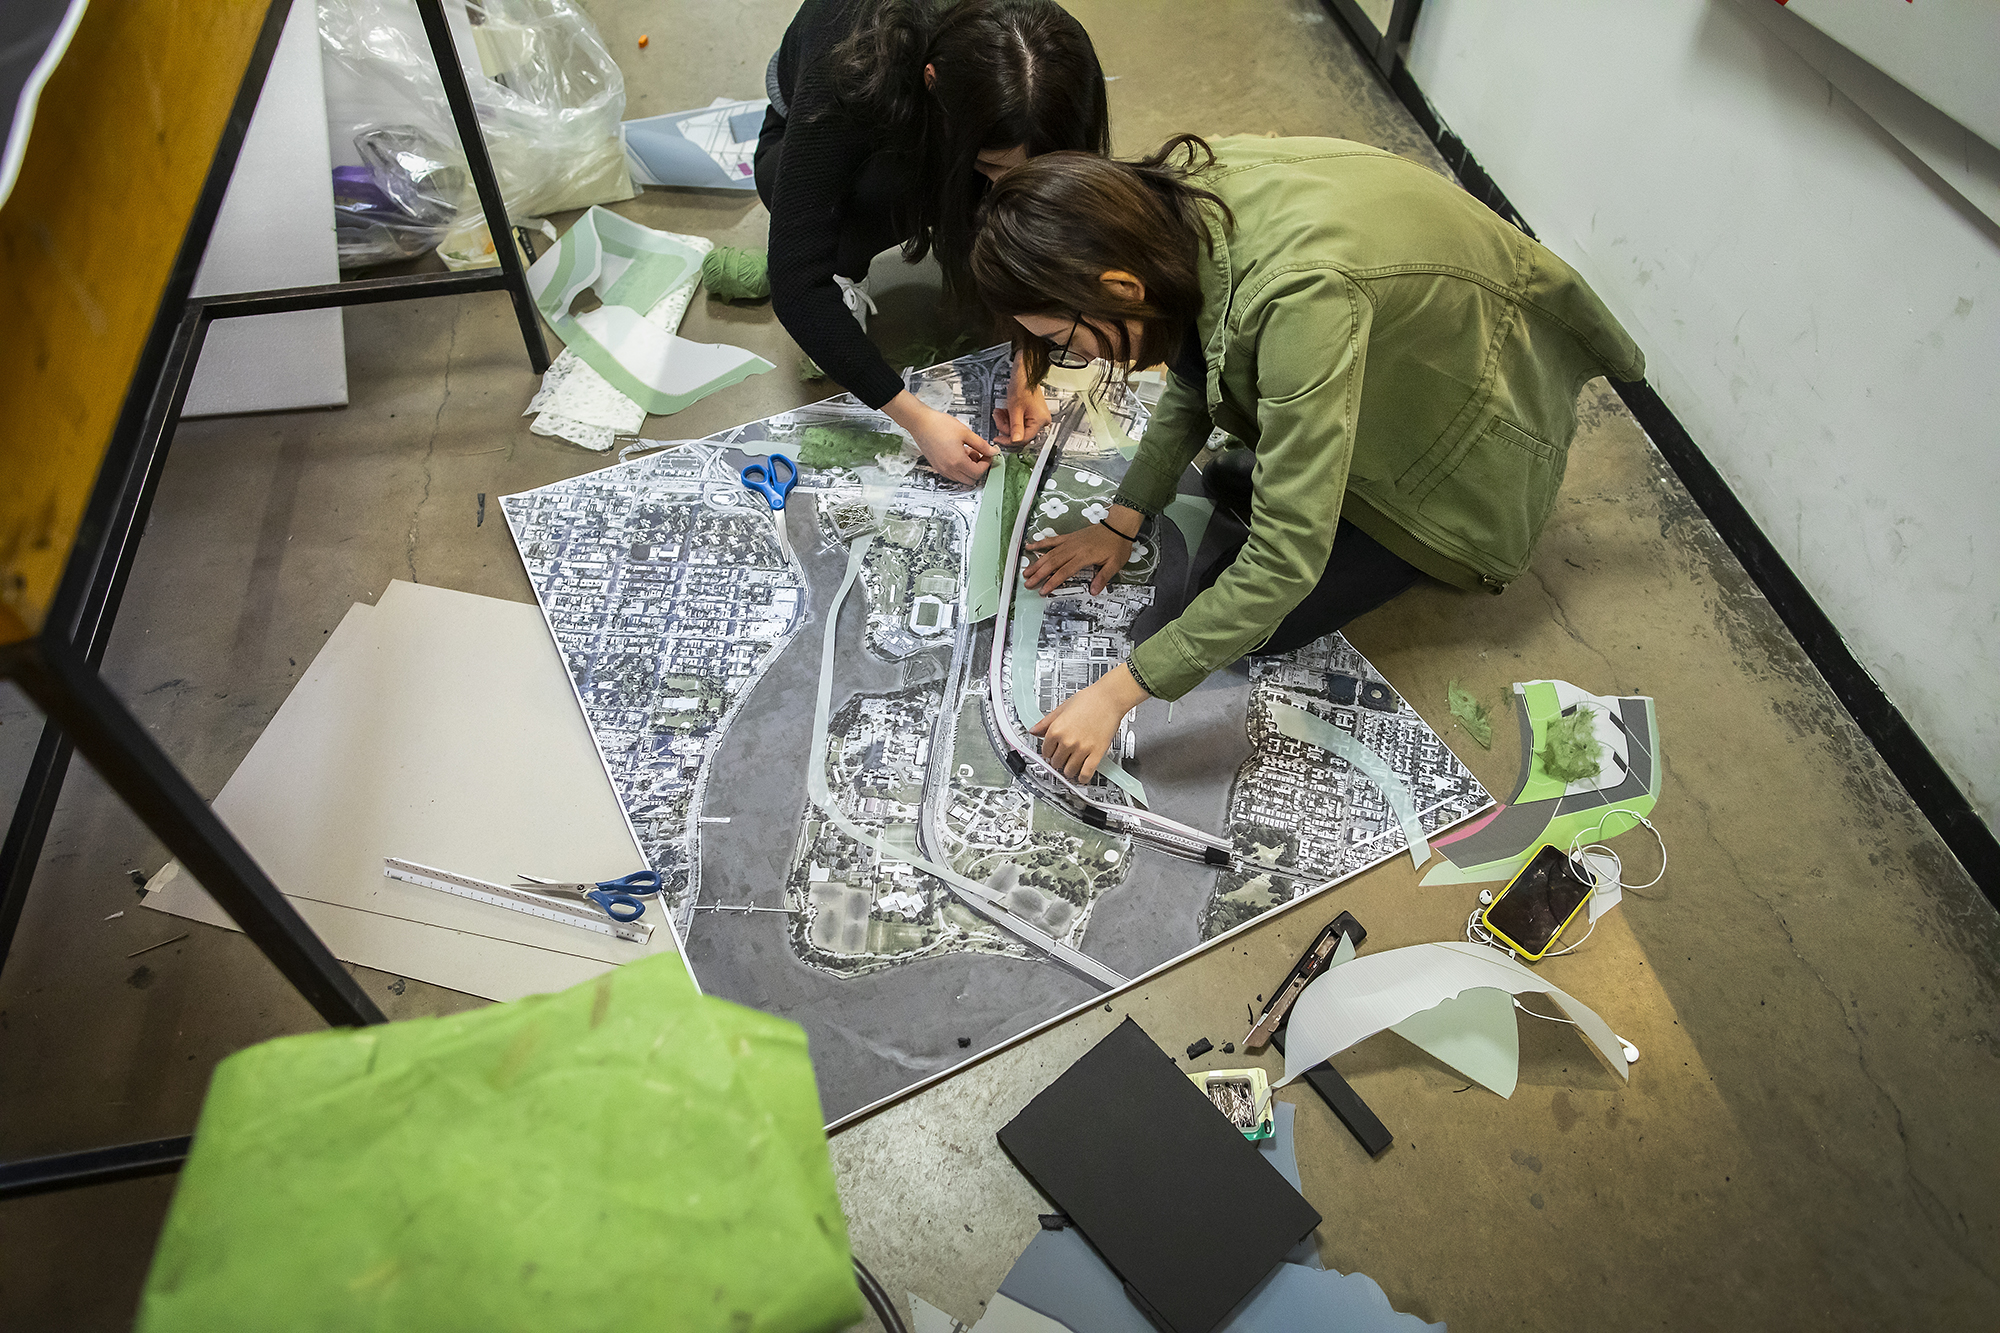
[826,0,1111,301]
[970,135,1232,384]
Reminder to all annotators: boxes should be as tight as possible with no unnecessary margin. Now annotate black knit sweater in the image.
[767,0,915,410]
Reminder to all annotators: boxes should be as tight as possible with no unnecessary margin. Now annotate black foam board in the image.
[996,1018,1322,1333]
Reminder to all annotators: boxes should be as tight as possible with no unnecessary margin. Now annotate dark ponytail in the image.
[826,0,1110,302]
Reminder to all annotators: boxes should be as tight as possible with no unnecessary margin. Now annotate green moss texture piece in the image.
[1448,679,1493,748]
[1540,705,1604,783]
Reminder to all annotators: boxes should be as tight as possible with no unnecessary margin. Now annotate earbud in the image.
[1477,889,1494,906]
[1618,1038,1639,1064]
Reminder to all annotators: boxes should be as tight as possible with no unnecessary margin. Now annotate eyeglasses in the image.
[1041,314,1091,369]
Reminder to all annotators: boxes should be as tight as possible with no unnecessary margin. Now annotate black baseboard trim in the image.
[1324,5,2000,907]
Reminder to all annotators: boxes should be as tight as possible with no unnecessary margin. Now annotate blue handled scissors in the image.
[512,869,663,923]
[740,452,798,562]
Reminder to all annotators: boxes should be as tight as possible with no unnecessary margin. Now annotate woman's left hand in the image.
[1030,665,1150,781]
[993,359,1052,444]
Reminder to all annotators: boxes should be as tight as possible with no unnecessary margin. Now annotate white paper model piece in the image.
[1280,941,1629,1094]
[527,206,771,417]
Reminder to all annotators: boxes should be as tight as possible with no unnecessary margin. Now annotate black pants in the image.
[1194,447,1424,657]
[753,106,912,281]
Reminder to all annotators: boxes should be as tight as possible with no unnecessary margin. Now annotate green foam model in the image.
[137,952,862,1333]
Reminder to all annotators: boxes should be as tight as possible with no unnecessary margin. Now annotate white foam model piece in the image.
[181,0,346,417]
[1280,941,1629,1089]
[142,581,663,1001]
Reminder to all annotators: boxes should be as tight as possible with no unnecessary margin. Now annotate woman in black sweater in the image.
[756,0,1109,482]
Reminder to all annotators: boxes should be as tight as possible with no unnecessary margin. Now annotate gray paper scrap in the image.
[1225,1264,1446,1331]
[622,97,766,190]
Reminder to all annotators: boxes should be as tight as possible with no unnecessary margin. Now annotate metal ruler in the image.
[383,857,654,945]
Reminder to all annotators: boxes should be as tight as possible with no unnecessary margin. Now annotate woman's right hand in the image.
[883,391,996,484]
[1023,517,1135,595]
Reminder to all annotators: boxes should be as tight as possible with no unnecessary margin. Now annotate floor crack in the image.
[1665,756,1999,1290]
[409,311,458,582]
[1524,564,1622,681]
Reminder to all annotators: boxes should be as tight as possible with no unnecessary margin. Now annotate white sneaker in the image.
[834,274,877,331]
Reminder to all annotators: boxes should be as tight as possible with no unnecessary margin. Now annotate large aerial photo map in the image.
[503,346,1493,1120]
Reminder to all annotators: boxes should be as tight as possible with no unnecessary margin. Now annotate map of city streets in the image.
[503,346,1492,1119]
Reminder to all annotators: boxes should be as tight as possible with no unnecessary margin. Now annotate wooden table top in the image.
[1,0,278,645]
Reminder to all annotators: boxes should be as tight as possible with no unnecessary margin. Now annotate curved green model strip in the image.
[1271,701,1430,871]
[964,462,1009,623]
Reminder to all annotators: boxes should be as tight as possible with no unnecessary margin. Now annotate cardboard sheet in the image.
[1280,942,1628,1090]
[143,581,662,1001]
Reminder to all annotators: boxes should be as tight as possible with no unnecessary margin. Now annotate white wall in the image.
[1407,0,2000,838]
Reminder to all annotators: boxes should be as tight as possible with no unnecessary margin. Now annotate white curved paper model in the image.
[1280,941,1629,1090]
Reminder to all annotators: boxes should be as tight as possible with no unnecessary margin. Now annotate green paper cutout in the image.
[797,424,905,471]
[529,207,772,417]
[1161,493,1216,571]
[965,463,1010,623]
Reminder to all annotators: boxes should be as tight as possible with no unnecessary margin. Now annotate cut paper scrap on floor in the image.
[526,205,771,421]
[523,219,712,452]
[622,97,766,190]
[1422,679,1659,887]
[1279,940,1630,1097]
[502,344,1493,1119]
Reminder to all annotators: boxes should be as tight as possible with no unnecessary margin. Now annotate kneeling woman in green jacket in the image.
[972,135,1644,782]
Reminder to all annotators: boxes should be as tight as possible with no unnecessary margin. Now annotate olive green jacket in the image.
[1117,138,1643,702]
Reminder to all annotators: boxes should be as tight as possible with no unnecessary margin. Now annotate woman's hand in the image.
[1031,665,1150,781]
[1022,503,1142,594]
[883,390,997,484]
[993,359,1052,444]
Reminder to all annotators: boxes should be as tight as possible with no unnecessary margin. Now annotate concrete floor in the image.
[3,1,1997,1328]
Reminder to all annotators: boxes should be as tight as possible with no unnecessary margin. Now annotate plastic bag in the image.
[332,124,464,266]
[319,0,633,268]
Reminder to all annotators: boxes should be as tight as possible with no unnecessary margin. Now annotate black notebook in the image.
[996,1018,1322,1333]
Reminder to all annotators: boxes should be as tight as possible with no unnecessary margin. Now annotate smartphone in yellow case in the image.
[1481,843,1593,961]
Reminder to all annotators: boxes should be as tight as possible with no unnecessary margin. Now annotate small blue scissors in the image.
[512,869,663,923]
[740,452,798,562]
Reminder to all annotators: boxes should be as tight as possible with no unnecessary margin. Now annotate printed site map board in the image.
[502,346,1493,1121]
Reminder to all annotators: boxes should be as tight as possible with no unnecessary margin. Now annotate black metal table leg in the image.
[414,0,551,373]
[0,1137,193,1203]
